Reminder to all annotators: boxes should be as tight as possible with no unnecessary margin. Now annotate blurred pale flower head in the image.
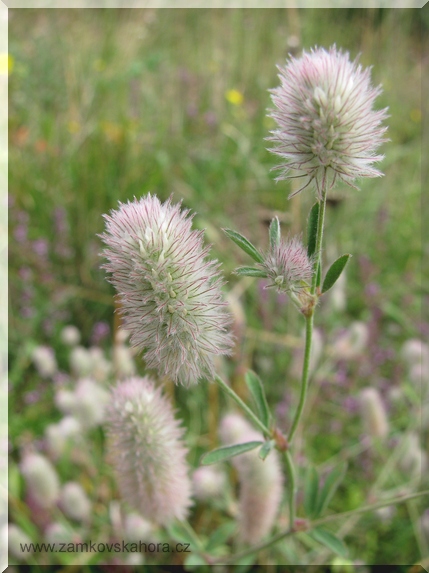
[31,345,57,378]
[88,346,111,382]
[8,524,33,562]
[358,387,389,440]
[220,413,284,545]
[73,378,110,428]
[113,344,136,378]
[331,321,369,360]
[20,452,60,508]
[123,513,153,543]
[59,482,91,522]
[69,346,93,377]
[55,389,77,415]
[100,194,233,386]
[44,416,82,458]
[192,466,226,501]
[60,325,81,346]
[44,522,77,545]
[105,376,192,525]
[268,45,388,198]
[399,432,428,478]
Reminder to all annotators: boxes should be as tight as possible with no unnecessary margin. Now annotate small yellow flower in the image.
[226,89,244,106]
[0,53,14,75]
[101,121,123,143]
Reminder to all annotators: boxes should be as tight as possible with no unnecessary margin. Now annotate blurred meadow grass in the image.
[8,7,426,567]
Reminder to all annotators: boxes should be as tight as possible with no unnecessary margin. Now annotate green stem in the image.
[283,450,296,527]
[288,313,313,443]
[311,185,328,295]
[214,375,271,437]
[211,489,429,564]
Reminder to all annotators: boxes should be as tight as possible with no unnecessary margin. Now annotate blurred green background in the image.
[8,7,426,568]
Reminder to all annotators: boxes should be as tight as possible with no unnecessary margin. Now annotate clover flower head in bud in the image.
[100,194,233,386]
[268,45,388,198]
[105,377,192,525]
[261,235,313,293]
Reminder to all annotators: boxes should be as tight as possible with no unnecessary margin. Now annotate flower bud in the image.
[219,413,283,544]
[105,377,192,525]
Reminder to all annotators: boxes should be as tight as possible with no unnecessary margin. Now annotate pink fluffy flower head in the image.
[105,376,192,525]
[268,45,388,198]
[261,235,313,293]
[100,194,233,386]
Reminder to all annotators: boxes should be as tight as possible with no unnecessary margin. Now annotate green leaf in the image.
[308,527,348,558]
[322,254,351,294]
[205,521,236,552]
[307,202,320,258]
[183,553,209,571]
[315,462,348,517]
[244,370,271,429]
[269,217,281,249]
[166,522,194,545]
[223,229,264,263]
[259,440,275,460]
[304,466,320,518]
[200,441,263,465]
[234,266,267,278]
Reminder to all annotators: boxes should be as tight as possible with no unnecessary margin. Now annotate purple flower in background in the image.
[32,238,49,258]
[91,321,110,345]
[268,46,388,198]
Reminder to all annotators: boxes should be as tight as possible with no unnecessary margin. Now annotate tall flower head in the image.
[105,376,192,525]
[100,194,233,386]
[220,413,284,545]
[268,45,388,197]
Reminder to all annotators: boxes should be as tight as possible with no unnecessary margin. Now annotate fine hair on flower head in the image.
[267,45,388,198]
[100,194,233,386]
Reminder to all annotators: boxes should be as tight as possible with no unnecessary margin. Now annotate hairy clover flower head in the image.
[261,236,313,292]
[268,45,388,198]
[100,194,233,386]
[105,376,192,525]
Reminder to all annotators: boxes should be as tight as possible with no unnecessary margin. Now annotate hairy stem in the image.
[283,450,296,527]
[311,185,328,295]
[212,489,429,564]
[288,313,314,443]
